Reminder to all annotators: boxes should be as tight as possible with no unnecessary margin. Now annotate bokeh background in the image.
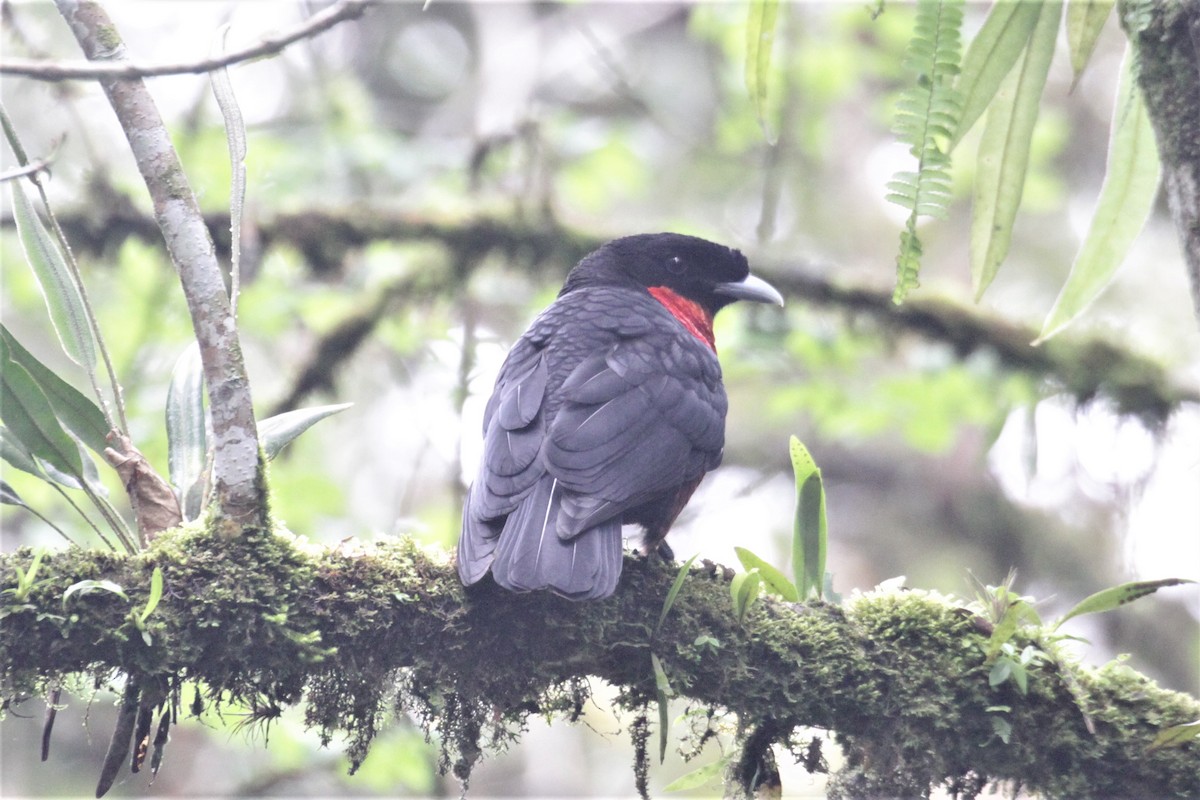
[2,1,1197,796]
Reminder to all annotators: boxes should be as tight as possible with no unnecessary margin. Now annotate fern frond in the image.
[887,0,965,304]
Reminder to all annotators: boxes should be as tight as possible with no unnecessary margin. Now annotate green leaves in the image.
[729,569,763,625]
[735,546,798,602]
[888,0,964,303]
[970,0,1060,300]
[790,435,826,601]
[9,181,96,372]
[886,0,1157,331]
[744,0,780,143]
[1037,48,1161,342]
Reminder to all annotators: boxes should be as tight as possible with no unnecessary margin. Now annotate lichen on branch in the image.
[1,528,1197,799]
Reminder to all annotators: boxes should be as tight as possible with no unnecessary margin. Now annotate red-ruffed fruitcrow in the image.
[458,233,783,600]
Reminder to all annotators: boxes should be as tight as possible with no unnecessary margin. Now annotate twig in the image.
[0,0,373,82]
[0,154,56,183]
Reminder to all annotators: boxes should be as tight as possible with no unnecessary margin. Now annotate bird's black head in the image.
[561,233,783,315]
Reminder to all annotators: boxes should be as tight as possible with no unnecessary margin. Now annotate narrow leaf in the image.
[258,402,353,461]
[0,324,109,455]
[166,343,207,521]
[1054,579,1195,630]
[730,570,763,624]
[651,653,672,764]
[744,0,780,144]
[789,436,827,600]
[211,23,248,316]
[656,553,699,635]
[663,757,729,792]
[63,579,129,605]
[1037,50,1160,342]
[0,426,47,479]
[1066,0,1115,85]
[734,546,798,602]
[9,181,96,371]
[1149,719,1200,751]
[970,0,1061,300]
[1,480,27,507]
[138,566,164,623]
[96,680,139,798]
[0,341,85,479]
[950,0,1041,149]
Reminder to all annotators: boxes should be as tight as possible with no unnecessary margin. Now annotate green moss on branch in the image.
[1,529,1197,799]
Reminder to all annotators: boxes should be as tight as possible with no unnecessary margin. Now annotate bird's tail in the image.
[481,477,622,600]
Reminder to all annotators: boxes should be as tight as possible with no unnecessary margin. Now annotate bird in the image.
[457,233,784,600]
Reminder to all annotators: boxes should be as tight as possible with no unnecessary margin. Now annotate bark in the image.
[1,532,1197,799]
[1123,0,1200,321]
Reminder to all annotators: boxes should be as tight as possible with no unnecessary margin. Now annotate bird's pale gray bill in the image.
[714,273,784,306]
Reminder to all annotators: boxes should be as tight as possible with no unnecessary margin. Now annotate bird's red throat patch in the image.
[648,286,716,351]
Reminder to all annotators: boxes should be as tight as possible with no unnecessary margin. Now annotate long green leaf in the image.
[730,570,762,624]
[970,0,1061,300]
[211,23,248,316]
[1037,50,1160,342]
[950,0,1041,150]
[0,324,109,455]
[258,402,353,460]
[138,566,164,624]
[789,435,827,600]
[735,546,798,602]
[0,340,85,479]
[63,579,128,606]
[744,0,780,143]
[9,182,96,371]
[166,343,208,521]
[656,553,699,635]
[663,756,730,793]
[1,426,46,478]
[1054,578,1195,630]
[1149,719,1200,751]
[1,479,27,508]
[1066,0,1115,84]
[651,652,672,764]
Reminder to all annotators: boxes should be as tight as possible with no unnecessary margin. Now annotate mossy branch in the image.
[2,529,1197,799]
[5,204,1193,424]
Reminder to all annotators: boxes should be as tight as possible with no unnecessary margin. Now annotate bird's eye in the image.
[667,255,687,275]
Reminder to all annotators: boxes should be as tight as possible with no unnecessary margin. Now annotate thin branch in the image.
[0,154,56,184]
[52,0,264,531]
[0,0,373,82]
